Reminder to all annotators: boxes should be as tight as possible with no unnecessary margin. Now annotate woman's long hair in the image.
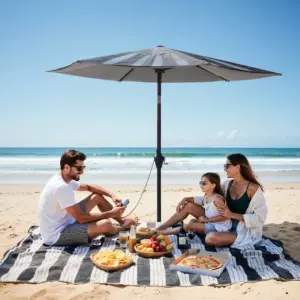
[202,172,224,197]
[227,153,264,191]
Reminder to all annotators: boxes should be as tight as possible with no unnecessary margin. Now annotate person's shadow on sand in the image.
[263,221,300,261]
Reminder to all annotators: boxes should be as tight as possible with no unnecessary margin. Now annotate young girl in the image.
[156,172,231,235]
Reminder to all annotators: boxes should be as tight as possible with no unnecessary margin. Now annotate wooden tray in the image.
[134,244,173,258]
[90,253,134,272]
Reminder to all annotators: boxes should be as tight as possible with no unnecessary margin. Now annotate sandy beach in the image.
[0,183,300,299]
[1,0,300,296]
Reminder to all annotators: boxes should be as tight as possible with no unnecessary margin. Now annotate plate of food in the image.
[134,233,173,258]
[178,255,223,270]
[170,249,231,277]
[136,227,154,239]
[90,249,134,272]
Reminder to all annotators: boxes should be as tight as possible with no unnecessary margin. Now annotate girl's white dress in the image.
[194,195,232,232]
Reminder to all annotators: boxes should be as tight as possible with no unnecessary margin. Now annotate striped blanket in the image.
[0,223,299,286]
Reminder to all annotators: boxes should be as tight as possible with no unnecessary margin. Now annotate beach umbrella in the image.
[48,45,281,221]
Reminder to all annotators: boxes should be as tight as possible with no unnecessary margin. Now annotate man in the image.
[38,149,135,246]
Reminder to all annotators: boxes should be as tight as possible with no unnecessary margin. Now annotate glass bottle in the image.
[128,225,137,253]
[177,226,189,249]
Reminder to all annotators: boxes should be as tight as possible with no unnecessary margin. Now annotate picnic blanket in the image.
[0,223,300,286]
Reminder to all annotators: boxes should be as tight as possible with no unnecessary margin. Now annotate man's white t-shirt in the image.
[38,174,80,245]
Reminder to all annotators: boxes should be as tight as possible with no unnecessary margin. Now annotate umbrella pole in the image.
[154,69,165,222]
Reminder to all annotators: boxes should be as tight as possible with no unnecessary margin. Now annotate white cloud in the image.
[216,131,225,138]
[227,129,238,140]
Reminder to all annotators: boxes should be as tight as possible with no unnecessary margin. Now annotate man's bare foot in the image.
[119,216,139,230]
[105,226,120,236]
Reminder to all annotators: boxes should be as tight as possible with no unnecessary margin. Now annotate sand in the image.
[0,183,300,299]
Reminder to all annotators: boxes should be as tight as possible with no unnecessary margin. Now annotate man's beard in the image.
[70,173,80,181]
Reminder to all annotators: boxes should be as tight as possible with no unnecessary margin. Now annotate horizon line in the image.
[0,146,300,149]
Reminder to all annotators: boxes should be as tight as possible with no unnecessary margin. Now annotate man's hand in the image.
[109,206,126,218]
[111,194,122,207]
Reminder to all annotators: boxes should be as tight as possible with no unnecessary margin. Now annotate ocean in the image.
[0,147,300,185]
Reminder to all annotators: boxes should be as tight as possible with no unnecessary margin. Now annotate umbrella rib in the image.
[196,65,230,82]
[119,68,134,82]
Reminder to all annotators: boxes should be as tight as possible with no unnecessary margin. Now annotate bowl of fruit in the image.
[134,234,173,258]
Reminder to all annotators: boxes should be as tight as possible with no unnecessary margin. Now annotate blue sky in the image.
[0,0,299,148]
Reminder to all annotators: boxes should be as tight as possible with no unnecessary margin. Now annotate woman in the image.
[157,153,268,249]
[156,173,231,235]
[206,153,268,248]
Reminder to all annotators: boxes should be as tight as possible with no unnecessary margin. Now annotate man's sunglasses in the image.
[199,181,209,186]
[72,165,86,172]
[224,163,233,169]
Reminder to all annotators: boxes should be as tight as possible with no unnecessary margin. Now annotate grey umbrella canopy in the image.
[49,45,281,221]
[50,45,281,82]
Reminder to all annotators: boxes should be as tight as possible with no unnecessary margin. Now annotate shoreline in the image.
[1,181,300,190]
[1,170,300,186]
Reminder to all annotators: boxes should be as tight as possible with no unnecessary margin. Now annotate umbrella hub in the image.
[154,152,165,169]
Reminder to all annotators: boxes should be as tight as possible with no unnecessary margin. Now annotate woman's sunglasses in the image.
[224,163,233,169]
[72,165,86,172]
[199,181,209,186]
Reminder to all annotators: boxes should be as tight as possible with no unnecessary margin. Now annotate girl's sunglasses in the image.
[199,181,209,186]
[72,165,86,172]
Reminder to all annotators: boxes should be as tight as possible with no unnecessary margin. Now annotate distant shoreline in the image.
[0,170,300,185]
